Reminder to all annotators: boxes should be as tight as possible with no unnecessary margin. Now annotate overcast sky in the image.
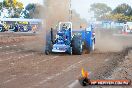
[71,0,132,19]
[19,0,132,19]
[0,0,132,19]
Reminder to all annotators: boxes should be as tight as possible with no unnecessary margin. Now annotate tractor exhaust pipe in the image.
[51,28,54,44]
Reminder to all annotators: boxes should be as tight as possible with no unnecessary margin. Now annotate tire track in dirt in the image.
[0,54,58,84]
[0,55,90,88]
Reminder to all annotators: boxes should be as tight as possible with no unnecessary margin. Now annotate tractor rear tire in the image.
[72,35,83,55]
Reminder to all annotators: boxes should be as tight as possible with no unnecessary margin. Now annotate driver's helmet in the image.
[62,24,67,29]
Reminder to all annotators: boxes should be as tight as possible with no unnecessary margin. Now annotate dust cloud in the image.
[44,0,87,30]
[95,35,123,52]
[24,0,132,53]
[44,0,70,30]
[24,0,71,52]
[95,29,132,52]
[21,3,46,52]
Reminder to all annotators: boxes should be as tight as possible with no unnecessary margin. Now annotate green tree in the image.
[20,10,30,18]
[0,2,2,10]
[3,0,23,9]
[101,13,132,22]
[25,3,35,11]
[90,3,112,20]
[112,3,132,16]
[20,3,35,18]
[22,3,44,18]
[29,4,44,18]
[0,0,23,18]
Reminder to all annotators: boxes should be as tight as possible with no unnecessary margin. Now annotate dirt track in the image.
[0,32,132,88]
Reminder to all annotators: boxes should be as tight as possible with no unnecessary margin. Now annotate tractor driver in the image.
[61,24,70,45]
[62,24,68,31]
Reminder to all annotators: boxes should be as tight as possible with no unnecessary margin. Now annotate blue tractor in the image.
[45,22,95,55]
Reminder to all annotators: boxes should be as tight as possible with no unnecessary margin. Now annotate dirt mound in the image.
[90,47,132,88]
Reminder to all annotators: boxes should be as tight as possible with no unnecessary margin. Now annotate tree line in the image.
[0,0,44,18]
[90,3,132,22]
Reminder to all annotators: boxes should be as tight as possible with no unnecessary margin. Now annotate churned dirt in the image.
[0,30,131,88]
[0,33,37,45]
